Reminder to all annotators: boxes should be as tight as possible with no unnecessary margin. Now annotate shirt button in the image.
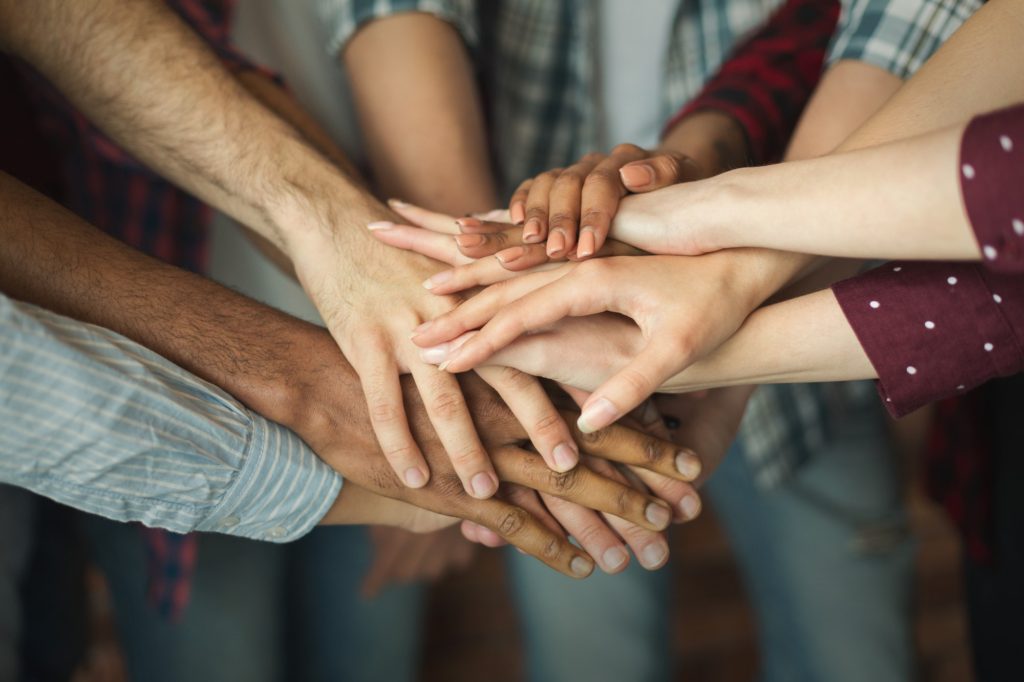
[220,515,240,529]
[268,526,287,539]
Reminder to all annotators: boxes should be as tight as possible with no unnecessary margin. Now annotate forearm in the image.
[663,288,875,392]
[343,12,498,213]
[0,0,380,260]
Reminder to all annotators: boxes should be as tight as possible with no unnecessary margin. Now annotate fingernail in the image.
[404,467,426,487]
[387,198,408,209]
[602,547,628,571]
[437,345,462,372]
[422,270,453,290]
[680,494,701,520]
[411,321,432,337]
[455,217,482,231]
[577,397,621,433]
[552,442,579,472]
[367,221,394,231]
[645,503,672,529]
[418,345,449,364]
[471,472,497,499]
[577,229,595,258]
[546,230,566,256]
[620,164,655,188]
[675,451,701,480]
[510,202,526,224]
[523,218,542,242]
[570,556,594,577]
[640,542,668,569]
[455,233,485,248]
[495,246,527,265]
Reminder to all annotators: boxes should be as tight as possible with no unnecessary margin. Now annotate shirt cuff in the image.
[833,261,1022,417]
[826,0,981,79]
[959,103,1024,274]
[196,417,342,542]
[322,0,479,57]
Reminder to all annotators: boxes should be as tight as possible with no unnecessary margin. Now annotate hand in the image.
[286,334,701,578]
[506,144,708,258]
[361,526,476,598]
[411,252,768,432]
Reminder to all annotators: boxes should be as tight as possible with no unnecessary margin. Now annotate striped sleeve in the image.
[317,0,479,57]
[0,294,341,542]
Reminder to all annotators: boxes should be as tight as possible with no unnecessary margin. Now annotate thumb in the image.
[619,152,704,193]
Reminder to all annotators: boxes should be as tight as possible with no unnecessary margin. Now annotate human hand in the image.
[361,526,476,598]
[506,144,708,259]
[411,252,768,432]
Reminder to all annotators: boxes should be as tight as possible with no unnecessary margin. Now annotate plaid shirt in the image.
[21,0,264,621]
[324,0,979,487]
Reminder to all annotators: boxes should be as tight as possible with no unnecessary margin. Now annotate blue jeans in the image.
[0,485,33,682]
[707,404,914,682]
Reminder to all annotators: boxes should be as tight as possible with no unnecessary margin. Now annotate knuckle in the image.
[612,143,642,156]
[540,168,563,182]
[643,439,667,465]
[495,365,535,391]
[448,445,488,469]
[618,366,656,397]
[580,152,605,165]
[429,390,465,420]
[576,427,607,448]
[497,508,529,536]
[553,169,584,186]
[583,168,621,187]
[541,536,562,561]
[381,442,417,464]
[532,410,564,437]
[547,468,581,494]
[548,212,578,229]
[430,472,466,499]
[369,400,402,425]
[615,487,637,516]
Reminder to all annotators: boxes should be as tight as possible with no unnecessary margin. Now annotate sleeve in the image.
[826,0,981,78]
[959,103,1024,274]
[318,0,479,57]
[832,261,1024,417]
[0,294,342,542]
[663,0,841,164]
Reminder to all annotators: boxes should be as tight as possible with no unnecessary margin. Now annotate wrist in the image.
[660,110,750,178]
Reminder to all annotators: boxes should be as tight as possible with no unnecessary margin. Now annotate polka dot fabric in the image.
[833,260,1024,418]
[959,103,1024,274]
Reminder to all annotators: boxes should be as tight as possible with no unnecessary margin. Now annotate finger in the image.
[508,178,533,226]
[522,169,562,244]
[495,243,553,272]
[422,254,560,295]
[629,465,702,523]
[546,161,597,257]
[476,365,579,472]
[387,199,462,234]
[411,267,570,347]
[474,208,512,223]
[618,151,704,193]
[567,410,701,482]
[409,361,498,499]
[466,493,594,578]
[578,145,648,257]
[453,227,521,259]
[577,341,695,433]
[491,446,672,531]
[368,222,464,266]
[584,457,670,570]
[539,493,630,574]
[454,216,516,235]
[353,350,429,488]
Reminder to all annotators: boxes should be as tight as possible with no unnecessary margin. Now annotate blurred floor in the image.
[73,488,972,682]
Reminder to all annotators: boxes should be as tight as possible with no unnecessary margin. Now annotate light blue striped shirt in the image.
[0,293,342,542]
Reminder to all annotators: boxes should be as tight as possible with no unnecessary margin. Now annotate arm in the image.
[0,0,529,499]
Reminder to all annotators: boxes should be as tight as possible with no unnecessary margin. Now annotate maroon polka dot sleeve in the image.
[959,103,1024,272]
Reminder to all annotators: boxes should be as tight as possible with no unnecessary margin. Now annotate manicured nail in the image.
[675,451,701,480]
[455,233,485,248]
[523,218,542,242]
[547,230,566,256]
[640,542,668,569]
[552,442,579,472]
[437,345,462,372]
[422,270,453,290]
[602,546,628,571]
[404,467,426,487]
[577,397,621,433]
[570,556,594,577]
[680,494,701,520]
[471,471,497,499]
[495,246,527,265]
[510,202,526,224]
[645,502,672,529]
[455,217,482,231]
[577,229,596,258]
[411,321,432,337]
[418,345,449,364]
[387,198,408,209]
[620,164,655,188]
[367,221,394,231]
